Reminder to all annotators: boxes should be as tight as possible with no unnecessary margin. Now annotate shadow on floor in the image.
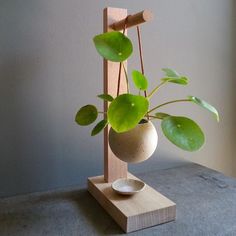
[0,187,124,235]
[72,189,124,235]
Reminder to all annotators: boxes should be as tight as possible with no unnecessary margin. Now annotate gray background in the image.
[0,0,235,198]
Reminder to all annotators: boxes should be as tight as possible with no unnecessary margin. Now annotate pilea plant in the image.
[75,31,219,152]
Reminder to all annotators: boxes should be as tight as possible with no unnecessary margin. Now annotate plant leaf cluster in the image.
[75,31,219,152]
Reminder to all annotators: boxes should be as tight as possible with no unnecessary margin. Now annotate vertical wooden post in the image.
[103,8,128,182]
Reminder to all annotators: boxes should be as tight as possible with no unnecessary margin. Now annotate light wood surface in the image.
[110,10,153,31]
[88,173,176,233]
[103,7,128,182]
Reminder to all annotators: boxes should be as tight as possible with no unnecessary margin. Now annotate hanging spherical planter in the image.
[109,120,158,163]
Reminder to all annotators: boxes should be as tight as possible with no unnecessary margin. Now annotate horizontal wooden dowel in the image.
[110,10,153,31]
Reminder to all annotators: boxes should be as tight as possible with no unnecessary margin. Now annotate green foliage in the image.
[161,68,189,85]
[98,94,114,102]
[93,32,133,62]
[75,31,219,153]
[108,94,149,133]
[132,70,148,90]
[188,96,219,122]
[162,68,180,77]
[91,119,108,136]
[75,105,98,126]
[161,116,205,151]
[161,77,188,85]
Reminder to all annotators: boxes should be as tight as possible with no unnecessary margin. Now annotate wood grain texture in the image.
[103,7,128,182]
[88,173,176,233]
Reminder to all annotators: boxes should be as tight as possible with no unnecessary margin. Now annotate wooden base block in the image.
[88,173,176,233]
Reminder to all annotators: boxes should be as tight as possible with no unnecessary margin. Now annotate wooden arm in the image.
[110,10,153,31]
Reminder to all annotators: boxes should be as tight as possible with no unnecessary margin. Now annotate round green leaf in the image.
[132,70,148,90]
[161,76,189,85]
[188,96,219,122]
[91,119,108,136]
[162,68,180,77]
[108,94,149,133]
[98,94,114,102]
[75,105,98,126]
[93,32,133,62]
[161,116,205,151]
[154,112,170,119]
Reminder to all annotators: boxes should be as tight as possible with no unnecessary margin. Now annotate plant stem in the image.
[148,99,191,113]
[98,111,107,114]
[145,115,162,120]
[148,80,168,99]
[122,63,129,94]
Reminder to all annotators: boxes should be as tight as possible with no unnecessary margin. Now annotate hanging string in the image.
[117,15,130,97]
[137,25,149,120]
[136,25,147,98]
[116,19,149,119]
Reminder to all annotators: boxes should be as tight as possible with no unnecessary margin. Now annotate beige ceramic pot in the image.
[109,120,158,163]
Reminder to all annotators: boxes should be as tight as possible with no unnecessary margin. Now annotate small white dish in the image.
[112,178,146,195]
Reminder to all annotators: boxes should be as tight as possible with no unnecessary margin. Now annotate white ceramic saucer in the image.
[112,178,146,195]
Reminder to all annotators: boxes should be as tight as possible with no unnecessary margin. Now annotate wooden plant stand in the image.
[87,7,176,233]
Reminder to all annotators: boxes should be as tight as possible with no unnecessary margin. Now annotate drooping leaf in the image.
[161,68,189,85]
[93,32,133,62]
[162,68,180,77]
[132,70,148,90]
[75,105,98,126]
[108,94,149,133]
[161,76,189,85]
[188,96,219,122]
[91,119,108,136]
[154,112,170,119]
[98,94,114,102]
[161,116,205,151]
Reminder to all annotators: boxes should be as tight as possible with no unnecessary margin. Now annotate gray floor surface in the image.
[0,163,236,236]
